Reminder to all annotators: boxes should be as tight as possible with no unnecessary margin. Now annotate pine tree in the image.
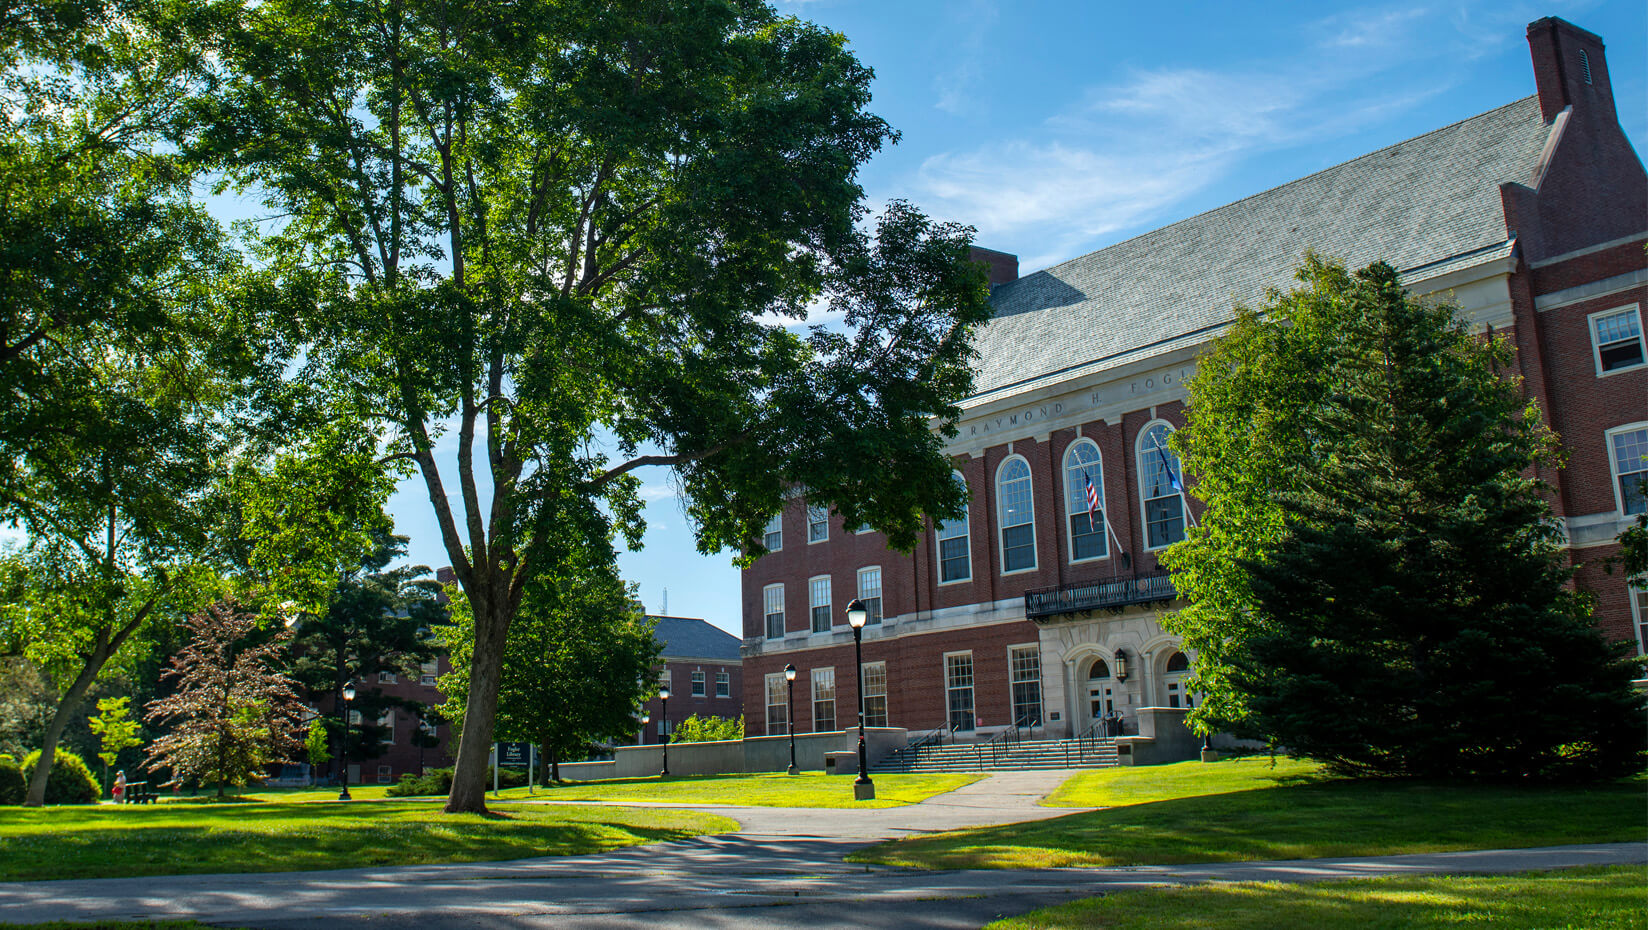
[1166,256,1645,781]
[143,601,306,796]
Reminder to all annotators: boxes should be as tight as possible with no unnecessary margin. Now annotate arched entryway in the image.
[1162,650,1192,708]
[1084,657,1117,724]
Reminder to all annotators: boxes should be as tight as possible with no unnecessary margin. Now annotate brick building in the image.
[641,616,744,744]
[740,16,1647,742]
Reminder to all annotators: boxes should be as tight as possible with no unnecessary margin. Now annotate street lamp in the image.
[640,712,650,746]
[338,683,356,801]
[784,664,798,775]
[844,598,874,800]
[658,684,671,777]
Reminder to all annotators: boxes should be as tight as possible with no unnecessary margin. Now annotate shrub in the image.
[670,714,745,743]
[21,748,102,804]
[0,755,24,805]
[386,765,527,797]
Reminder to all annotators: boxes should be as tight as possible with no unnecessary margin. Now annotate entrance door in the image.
[1083,657,1113,728]
[1163,650,1191,708]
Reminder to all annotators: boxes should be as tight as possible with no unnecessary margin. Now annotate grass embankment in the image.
[987,865,1648,929]
[850,756,1646,869]
[0,800,736,882]
[484,772,982,809]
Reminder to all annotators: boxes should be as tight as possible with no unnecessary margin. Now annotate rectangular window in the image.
[420,660,438,686]
[945,653,975,732]
[1610,426,1648,516]
[1593,305,1646,374]
[378,671,397,684]
[863,661,888,728]
[808,504,830,543]
[716,670,731,698]
[765,672,789,735]
[657,667,672,694]
[1632,586,1647,658]
[691,670,706,697]
[936,474,971,583]
[764,584,786,639]
[378,710,395,744]
[998,461,1037,572]
[811,667,836,732]
[1010,646,1043,727]
[857,567,883,625]
[809,575,832,633]
[377,765,393,784]
[763,513,783,551]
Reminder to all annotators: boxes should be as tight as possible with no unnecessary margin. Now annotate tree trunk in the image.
[551,746,559,783]
[24,656,103,806]
[445,600,507,813]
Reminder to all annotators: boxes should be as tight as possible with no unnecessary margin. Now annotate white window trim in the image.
[1590,303,1646,378]
[1605,421,1648,518]
[764,672,789,735]
[936,470,972,586]
[808,574,833,634]
[944,650,976,732]
[1630,584,1646,658]
[807,504,830,544]
[763,512,784,552]
[1063,437,1110,565]
[1007,642,1043,727]
[690,669,706,697]
[995,454,1038,575]
[857,565,883,625]
[763,583,786,641]
[715,670,731,698]
[1137,419,1188,553]
[811,666,836,732]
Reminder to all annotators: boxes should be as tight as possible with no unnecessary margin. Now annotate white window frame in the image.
[378,710,395,745]
[715,669,731,698]
[1138,420,1188,552]
[807,504,830,544]
[378,671,397,684]
[764,672,789,735]
[1008,644,1043,728]
[419,660,438,686]
[809,574,833,634]
[1631,585,1646,659]
[862,661,888,728]
[936,470,971,584]
[377,764,393,784]
[1606,422,1648,517]
[1590,304,1646,377]
[857,565,883,625]
[944,651,976,732]
[763,513,783,551]
[811,667,836,732]
[1063,438,1109,564]
[763,583,786,640]
[690,669,706,697]
[996,455,1037,574]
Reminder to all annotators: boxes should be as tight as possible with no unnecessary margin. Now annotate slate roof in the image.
[651,615,742,661]
[967,96,1553,404]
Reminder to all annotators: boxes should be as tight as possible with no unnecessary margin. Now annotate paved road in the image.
[2,771,1641,929]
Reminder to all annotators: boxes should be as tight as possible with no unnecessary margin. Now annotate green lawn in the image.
[482,772,982,808]
[850,756,1646,869]
[0,800,736,882]
[986,865,1648,929]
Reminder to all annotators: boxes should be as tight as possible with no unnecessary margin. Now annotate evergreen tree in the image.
[1165,256,1645,781]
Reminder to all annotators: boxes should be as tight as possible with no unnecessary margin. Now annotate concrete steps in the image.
[871,736,1119,773]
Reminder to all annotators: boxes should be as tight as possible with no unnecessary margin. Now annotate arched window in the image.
[936,471,971,583]
[1138,422,1186,549]
[1165,651,1190,673]
[1063,439,1107,562]
[997,456,1036,573]
[1086,658,1111,680]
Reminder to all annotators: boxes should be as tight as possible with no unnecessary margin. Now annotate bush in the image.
[21,748,102,804]
[386,765,528,797]
[670,714,745,743]
[0,755,24,805]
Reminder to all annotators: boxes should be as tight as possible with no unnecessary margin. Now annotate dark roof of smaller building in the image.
[650,615,742,662]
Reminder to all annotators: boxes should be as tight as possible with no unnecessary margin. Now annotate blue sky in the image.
[527,0,1643,635]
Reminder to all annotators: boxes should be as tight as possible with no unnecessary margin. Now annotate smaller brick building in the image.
[640,616,744,744]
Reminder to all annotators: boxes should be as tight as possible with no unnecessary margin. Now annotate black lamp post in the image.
[658,684,671,776]
[784,664,798,775]
[844,598,874,800]
[338,682,356,801]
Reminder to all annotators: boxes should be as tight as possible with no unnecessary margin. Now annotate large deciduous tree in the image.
[1164,256,1645,781]
[438,538,660,783]
[197,0,993,811]
[0,0,249,807]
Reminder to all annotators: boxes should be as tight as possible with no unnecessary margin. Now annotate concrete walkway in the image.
[1,770,1640,929]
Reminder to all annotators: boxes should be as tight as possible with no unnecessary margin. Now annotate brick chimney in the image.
[1527,17,1616,124]
[969,246,1019,287]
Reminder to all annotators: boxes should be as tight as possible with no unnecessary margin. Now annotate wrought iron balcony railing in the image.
[1024,572,1176,620]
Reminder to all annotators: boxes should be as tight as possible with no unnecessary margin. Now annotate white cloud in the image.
[639,483,677,502]
[907,5,1507,269]
[933,0,999,116]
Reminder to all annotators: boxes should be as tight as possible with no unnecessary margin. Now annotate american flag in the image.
[1083,473,1100,522]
